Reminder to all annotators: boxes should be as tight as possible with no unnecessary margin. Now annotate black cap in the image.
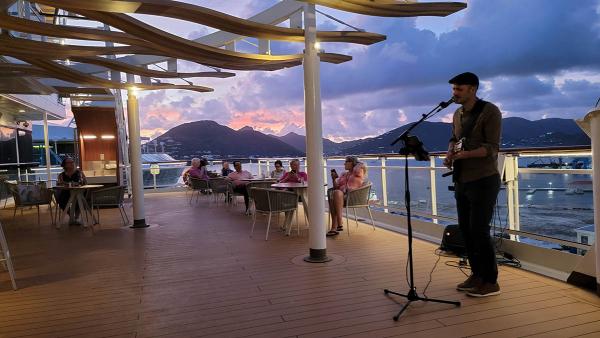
[449,72,479,87]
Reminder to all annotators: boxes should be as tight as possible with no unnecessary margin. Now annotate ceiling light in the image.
[82,135,97,139]
[18,109,25,113]
[101,135,115,139]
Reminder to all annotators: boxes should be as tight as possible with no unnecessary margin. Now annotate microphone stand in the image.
[384,99,461,321]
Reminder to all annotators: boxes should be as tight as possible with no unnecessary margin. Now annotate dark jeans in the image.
[58,190,71,210]
[233,185,249,210]
[454,174,500,284]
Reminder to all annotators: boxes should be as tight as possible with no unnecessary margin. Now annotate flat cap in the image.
[449,72,479,87]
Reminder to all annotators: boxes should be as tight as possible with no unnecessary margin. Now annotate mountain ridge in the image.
[151,118,590,159]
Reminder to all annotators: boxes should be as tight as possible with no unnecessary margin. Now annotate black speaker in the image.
[440,224,466,256]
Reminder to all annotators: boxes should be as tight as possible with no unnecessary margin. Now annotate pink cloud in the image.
[228,108,304,135]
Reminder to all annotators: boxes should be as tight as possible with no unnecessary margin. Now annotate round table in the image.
[54,184,103,228]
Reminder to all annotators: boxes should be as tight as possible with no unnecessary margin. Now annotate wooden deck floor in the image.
[0,191,599,338]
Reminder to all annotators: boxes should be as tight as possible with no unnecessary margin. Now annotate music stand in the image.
[384,101,461,321]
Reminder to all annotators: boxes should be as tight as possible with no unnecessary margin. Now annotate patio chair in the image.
[227,181,246,207]
[0,221,17,290]
[328,184,376,236]
[10,182,53,225]
[249,188,298,241]
[209,178,230,204]
[0,178,11,209]
[189,178,210,205]
[90,186,129,226]
[246,180,276,210]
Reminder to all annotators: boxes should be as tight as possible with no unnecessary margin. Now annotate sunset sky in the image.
[62,0,600,142]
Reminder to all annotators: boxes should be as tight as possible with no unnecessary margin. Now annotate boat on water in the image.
[565,187,585,195]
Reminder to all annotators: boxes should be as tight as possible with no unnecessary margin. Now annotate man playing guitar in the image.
[444,72,503,297]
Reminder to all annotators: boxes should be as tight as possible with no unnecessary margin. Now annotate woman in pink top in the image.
[279,159,307,183]
[183,158,209,185]
[327,156,366,236]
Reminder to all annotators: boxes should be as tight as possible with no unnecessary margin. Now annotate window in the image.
[17,130,33,163]
[581,235,588,245]
[0,127,17,164]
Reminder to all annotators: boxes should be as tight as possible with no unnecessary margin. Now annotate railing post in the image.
[323,158,328,189]
[380,156,388,212]
[504,155,519,240]
[430,156,438,221]
[265,160,270,178]
[513,156,521,234]
[257,159,262,178]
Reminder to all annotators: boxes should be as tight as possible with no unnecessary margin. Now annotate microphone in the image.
[442,171,453,177]
[439,97,454,109]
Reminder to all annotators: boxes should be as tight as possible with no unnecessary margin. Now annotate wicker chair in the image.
[209,178,230,204]
[189,178,210,205]
[90,186,129,226]
[328,184,375,236]
[249,188,298,240]
[10,182,53,225]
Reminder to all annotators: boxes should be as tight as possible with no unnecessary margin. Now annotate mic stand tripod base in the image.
[383,287,461,321]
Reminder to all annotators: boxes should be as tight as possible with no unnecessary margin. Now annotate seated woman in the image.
[270,160,285,180]
[56,157,87,224]
[183,158,209,185]
[278,159,307,183]
[327,156,366,237]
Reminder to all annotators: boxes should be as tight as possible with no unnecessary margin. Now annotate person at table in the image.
[279,159,308,183]
[221,161,234,177]
[227,161,253,214]
[56,157,87,224]
[327,156,366,237]
[270,160,285,180]
[183,158,209,185]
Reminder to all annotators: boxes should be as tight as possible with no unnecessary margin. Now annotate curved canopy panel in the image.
[33,0,386,45]
[0,0,466,95]
[300,0,467,17]
[21,58,214,93]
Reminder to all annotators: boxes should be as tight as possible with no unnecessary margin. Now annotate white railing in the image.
[254,146,594,253]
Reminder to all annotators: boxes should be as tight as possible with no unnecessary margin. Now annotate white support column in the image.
[303,3,329,263]
[429,156,437,221]
[43,112,52,187]
[586,111,600,295]
[126,88,148,228]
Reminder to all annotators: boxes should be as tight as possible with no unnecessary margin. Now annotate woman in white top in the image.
[270,160,285,180]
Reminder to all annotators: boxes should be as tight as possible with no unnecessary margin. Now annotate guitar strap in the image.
[453,99,488,182]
